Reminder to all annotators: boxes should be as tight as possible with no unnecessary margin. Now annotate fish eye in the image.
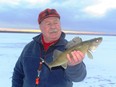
[96,40,99,43]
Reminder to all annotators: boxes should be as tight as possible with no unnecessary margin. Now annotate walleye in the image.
[40,37,103,69]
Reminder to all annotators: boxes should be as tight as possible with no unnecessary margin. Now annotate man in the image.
[12,8,87,87]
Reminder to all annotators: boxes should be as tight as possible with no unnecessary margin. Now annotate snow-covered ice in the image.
[0,33,116,87]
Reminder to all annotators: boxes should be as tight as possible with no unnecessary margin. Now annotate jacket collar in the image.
[33,32,67,46]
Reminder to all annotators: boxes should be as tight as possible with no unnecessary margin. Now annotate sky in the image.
[0,0,116,33]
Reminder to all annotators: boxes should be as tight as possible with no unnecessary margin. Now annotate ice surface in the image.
[0,33,116,87]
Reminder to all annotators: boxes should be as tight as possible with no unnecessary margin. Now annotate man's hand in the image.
[67,51,85,66]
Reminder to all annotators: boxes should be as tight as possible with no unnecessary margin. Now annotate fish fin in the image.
[53,50,63,60]
[61,63,67,69]
[87,50,93,59]
[66,37,82,49]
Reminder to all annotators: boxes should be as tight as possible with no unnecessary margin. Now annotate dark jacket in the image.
[12,32,87,87]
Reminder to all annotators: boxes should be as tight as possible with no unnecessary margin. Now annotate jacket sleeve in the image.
[65,61,87,82]
[12,53,24,87]
[12,42,30,87]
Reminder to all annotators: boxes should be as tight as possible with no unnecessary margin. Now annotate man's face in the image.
[39,17,62,42]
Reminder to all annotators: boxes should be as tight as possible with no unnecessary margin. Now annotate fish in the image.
[40,37,103,70]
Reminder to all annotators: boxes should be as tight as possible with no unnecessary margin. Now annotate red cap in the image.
[38,8,60,24]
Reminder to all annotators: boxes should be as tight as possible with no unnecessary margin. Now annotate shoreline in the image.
[0,28,116,36]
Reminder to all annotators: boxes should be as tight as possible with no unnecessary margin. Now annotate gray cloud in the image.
[0,3,116,33]
[0,6,40,29]
[60,9,116,33]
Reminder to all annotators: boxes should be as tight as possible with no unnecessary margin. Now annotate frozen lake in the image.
[0,33,116,87]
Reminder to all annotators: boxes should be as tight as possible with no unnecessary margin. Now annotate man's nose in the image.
[50,23,56,29]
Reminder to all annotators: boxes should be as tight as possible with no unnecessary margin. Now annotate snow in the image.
[0,33,116,87]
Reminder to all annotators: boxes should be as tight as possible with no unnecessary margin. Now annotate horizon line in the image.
[0,28,116,36]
